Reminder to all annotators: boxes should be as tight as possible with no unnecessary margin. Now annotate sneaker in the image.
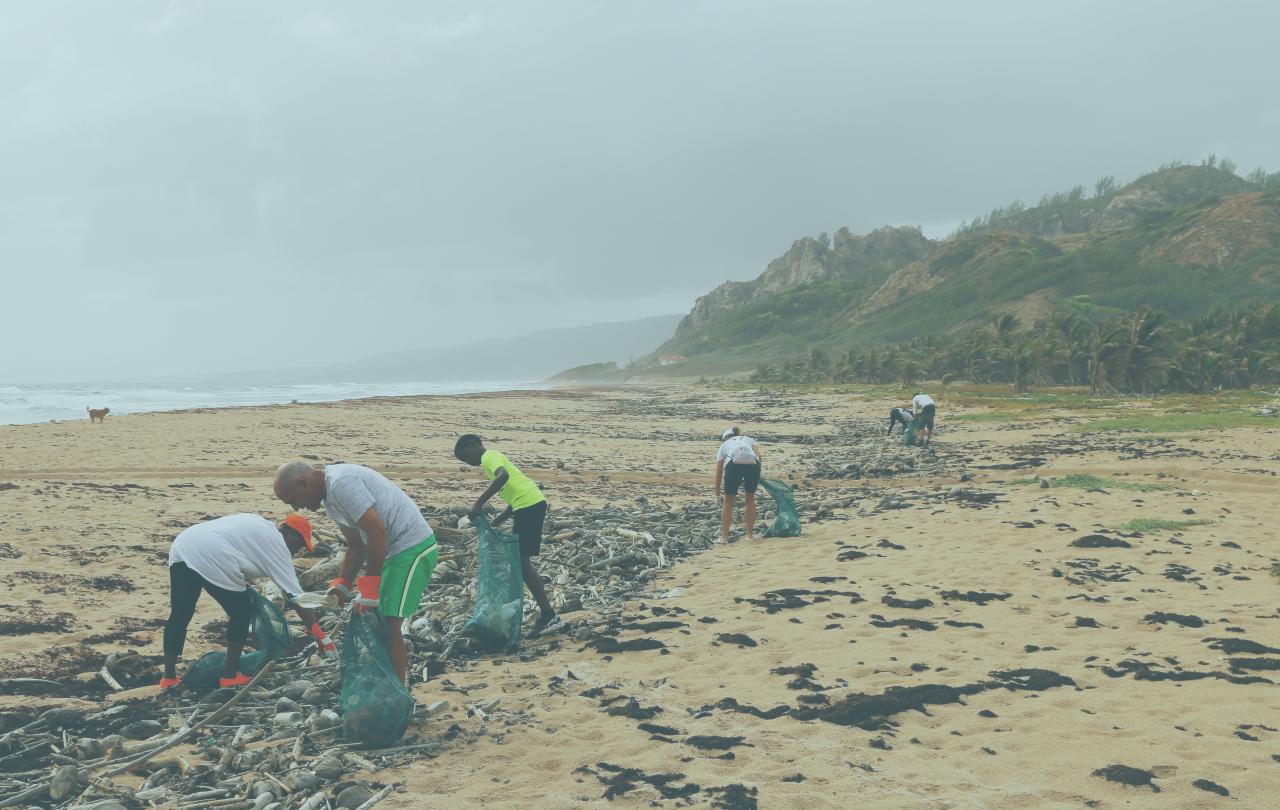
[528,613,565,638]
[159,676,182,690]
[219,672,251,688]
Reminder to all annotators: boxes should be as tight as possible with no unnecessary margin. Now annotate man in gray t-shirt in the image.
[274,462,438,683]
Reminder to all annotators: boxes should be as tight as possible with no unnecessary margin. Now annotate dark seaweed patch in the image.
[686,735,750,750]
[1144,612,1205,628]
[881,595,933,610]
[1070,534,1131,549]
[1192,779,1229,797]
[715,633,758,648]
[585,636,667,654]
[1092,764,1159,792]
[937,590,1010,605]
[579,762,701,801]
[870,616,937,631]
[1204,637,1280,655]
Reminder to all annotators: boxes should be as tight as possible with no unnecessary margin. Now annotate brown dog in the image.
[87,406,110,423]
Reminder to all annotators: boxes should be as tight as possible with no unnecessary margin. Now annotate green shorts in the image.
[378,537,438,619]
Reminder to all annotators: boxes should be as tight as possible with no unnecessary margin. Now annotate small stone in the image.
[336,785,374,809]
[276,697,303,713]
[313,755,346,781]
[300,686,329,706]
[48,764,81,801]
[284,771,320,793]
[426,700,450,717]
[251,780,279,798]
[120,719,164,739]
[280,680,315,702]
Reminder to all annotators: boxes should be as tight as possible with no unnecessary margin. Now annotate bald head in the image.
[274,462,325,510]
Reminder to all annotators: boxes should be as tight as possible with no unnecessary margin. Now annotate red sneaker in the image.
[159,676,182,690]
[219,673,251,688]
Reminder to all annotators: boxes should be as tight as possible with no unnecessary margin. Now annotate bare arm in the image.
[470,468,509,518]
[492,505,514,526]
[356,507,389,576]
[715,458,725,496]
[292,605,318,627]
[335,525,367,583]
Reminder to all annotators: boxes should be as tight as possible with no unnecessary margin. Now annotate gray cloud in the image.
[2,0,1278,380]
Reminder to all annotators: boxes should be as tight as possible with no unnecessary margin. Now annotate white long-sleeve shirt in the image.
[169,513,304,595]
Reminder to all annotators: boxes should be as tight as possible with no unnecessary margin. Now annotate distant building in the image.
[657,353,688,366]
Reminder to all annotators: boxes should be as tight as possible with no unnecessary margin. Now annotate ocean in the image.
[0,381,543,426]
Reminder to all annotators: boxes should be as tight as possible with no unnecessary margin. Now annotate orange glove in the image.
[354,575,381,613]
[308,622,337,658]
[328,577,353,608]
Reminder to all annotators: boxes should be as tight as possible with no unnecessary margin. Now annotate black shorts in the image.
[917,404,936,430]
[724,462,761,496]
[512,500,548,557]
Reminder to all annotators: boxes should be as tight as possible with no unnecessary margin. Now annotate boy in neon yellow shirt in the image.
[454,434,564,637]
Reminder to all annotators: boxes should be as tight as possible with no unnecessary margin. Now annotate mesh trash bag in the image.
[461,514,525,649]
[339,610,414,749]
[183,588,292,692]
[760,477,801,538]
[902,419,920,447]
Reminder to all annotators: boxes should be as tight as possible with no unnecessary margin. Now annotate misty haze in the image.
[1,2,1278,808]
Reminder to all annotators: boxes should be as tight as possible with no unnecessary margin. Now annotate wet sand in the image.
[1,385,1277,808]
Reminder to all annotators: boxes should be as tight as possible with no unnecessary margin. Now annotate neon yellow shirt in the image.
[481,449,546,511]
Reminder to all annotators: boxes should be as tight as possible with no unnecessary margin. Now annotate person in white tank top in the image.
[715,427,764,543]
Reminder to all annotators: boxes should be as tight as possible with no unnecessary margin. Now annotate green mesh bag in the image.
[760,478,801,538]
[182,588,292,692]
[902,419,920,447]
[339,610,414,748]
[461,514,524,649]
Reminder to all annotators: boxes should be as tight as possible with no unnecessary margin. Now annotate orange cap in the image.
[282,513,314,552]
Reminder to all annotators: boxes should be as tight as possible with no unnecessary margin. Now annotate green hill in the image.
[656,160,1280,383]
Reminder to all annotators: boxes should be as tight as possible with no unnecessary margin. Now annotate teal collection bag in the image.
[902,420,920,446]
[760,477,801,538]
[339,610,415,748]
[182,588,291,692]
[461,515,525,649]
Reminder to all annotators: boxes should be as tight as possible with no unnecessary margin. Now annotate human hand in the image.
[308,622,338,659]
[327,578,352,609]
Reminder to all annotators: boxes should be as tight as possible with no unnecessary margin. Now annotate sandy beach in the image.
[1,384,1277,808]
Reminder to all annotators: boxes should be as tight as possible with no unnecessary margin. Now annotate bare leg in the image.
[385,617,408,684]
[744,492,757,539]
[720,494,736,541]
[521,556,553,617]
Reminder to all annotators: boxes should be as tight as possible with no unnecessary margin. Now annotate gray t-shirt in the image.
[323,464,432,560]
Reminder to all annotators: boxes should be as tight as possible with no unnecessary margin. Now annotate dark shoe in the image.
[528,613,565,638]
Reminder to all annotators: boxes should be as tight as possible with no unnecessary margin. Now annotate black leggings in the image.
[164,562,252,658]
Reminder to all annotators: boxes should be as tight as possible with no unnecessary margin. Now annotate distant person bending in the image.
[911,392,937,447]
[162,513,334,690]
[887,406,914,436]
[274,462,439,684]
[715,427,764,543]
[454,435,564,638]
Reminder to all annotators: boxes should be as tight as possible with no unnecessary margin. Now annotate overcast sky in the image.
[2,1,1278,381]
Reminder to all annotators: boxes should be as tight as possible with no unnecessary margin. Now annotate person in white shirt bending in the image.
[911,392,937,447]
[715,427,765,543]
[162,513,335,690]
